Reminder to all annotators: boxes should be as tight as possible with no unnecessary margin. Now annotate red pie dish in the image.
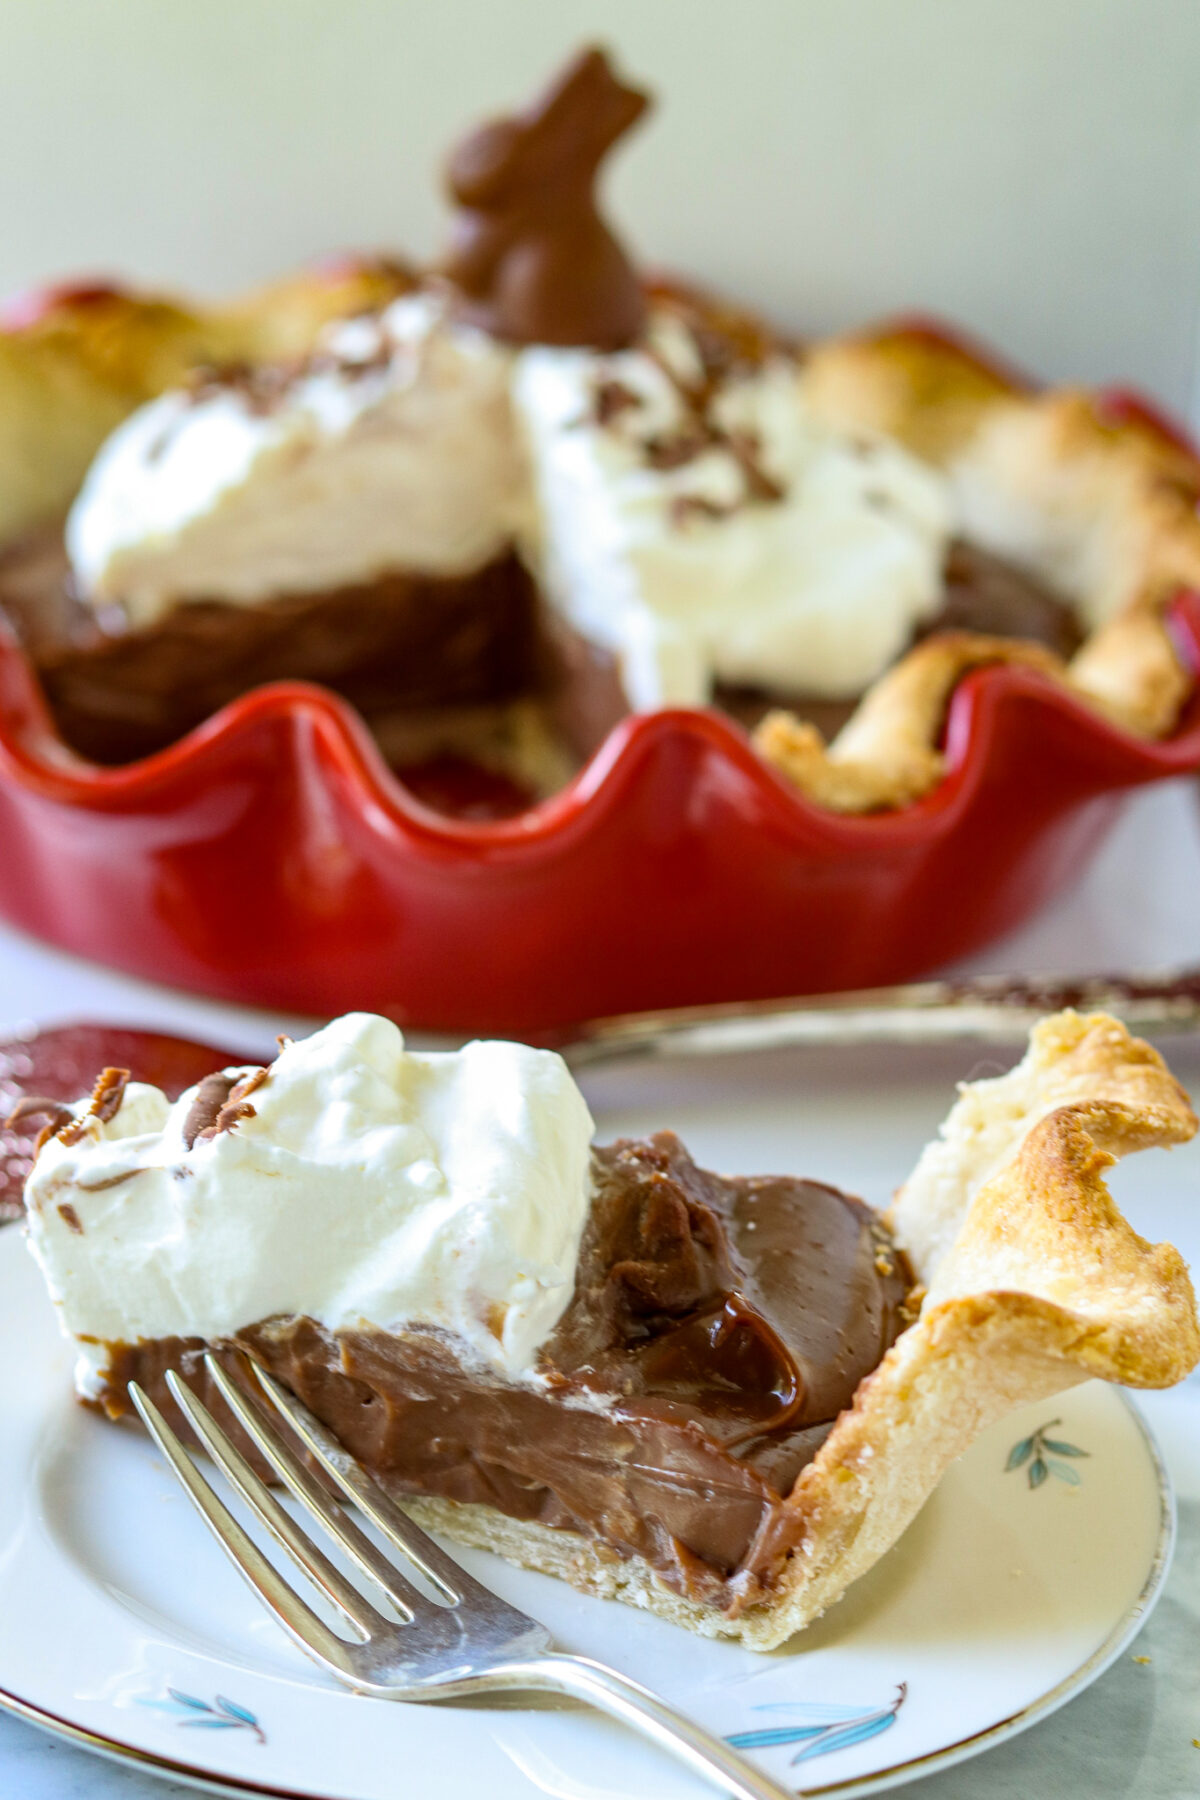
[1,51,1199,1035]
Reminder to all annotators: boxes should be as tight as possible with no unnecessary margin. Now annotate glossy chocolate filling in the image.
[0,527,1079,808]
[94,1131,912,1610]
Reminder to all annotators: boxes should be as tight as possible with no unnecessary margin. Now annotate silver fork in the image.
[129,1355,794,1800]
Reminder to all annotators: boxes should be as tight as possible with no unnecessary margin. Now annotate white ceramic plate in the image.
[0,1214,1173,1800]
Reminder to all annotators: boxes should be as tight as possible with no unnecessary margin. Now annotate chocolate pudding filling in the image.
[0,523,1079,806]
[93,1131,912,1611]
[0,530,551,769]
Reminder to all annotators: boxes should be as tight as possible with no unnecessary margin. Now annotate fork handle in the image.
[488,1653,798,1800]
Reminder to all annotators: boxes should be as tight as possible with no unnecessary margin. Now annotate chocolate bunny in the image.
[441,47,650,349]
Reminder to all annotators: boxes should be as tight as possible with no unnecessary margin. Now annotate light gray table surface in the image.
[2,776,1199,1800]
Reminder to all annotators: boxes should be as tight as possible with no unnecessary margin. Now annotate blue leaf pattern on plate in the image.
[791,1709,899,1763]
[166,1689,212,1712]
[1005,1419,1089,1490]
[728,1683,906,1764]
[138,1690,265,1744]
[215,1695,261,1726]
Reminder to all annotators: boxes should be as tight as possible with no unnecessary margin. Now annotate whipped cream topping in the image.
[514,308,954,708]
[65,290,954,709]
[66,293,526,628]
[23,1013,595,1388]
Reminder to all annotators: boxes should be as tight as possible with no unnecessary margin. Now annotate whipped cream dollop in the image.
[65,290,954,708]
[66,292,526,628]
[514,308,954,708]
[23,1013,595,1388]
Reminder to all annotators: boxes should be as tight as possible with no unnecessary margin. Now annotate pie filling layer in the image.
[93,1132,911,1611]
[0,525,1079,808]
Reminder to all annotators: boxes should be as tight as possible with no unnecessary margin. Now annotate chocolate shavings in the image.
[181,1072,239,1149]
[58,1067,131,1146]
[641,427,709,471]
[591,377,642,425]
[191,1065,270,1146]
[629,334,787,521]
[76,1169,144,1193]
[670,494,736,526]
[726,429,784,503]
[5,1095,78,1152]
[183,327,393,420]
[90,1067,131,1124]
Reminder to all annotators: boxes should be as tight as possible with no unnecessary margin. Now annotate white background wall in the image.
[1,0,1199,420]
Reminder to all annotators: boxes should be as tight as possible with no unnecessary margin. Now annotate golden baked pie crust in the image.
[759,331,1200,811]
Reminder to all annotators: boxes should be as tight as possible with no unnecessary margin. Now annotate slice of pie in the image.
[20,1008,1198,1647]
[0,47,1195,811]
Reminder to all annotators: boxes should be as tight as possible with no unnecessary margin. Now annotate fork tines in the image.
[128,1353,486,1678]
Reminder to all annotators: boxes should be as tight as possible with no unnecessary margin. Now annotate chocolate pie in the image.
[21,1008,1199,1646]
[0,49,1196,814]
